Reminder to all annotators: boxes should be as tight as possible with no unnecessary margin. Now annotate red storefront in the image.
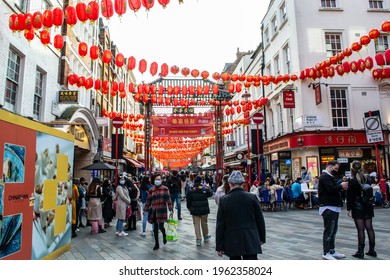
[262,130,389,181]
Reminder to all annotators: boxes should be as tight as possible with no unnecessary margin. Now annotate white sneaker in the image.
[118,231,128,237]
[331,251,346,259]
[115,231,120,235]
[139,231,146,237]
[322,253,336,260]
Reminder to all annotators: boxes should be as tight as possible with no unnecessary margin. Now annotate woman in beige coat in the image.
[115,178,131,237]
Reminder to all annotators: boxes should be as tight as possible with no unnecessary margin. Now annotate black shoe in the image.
[366,250,377,257]
[79,223,85,228]
[72,233,77,238]
[178,216,182,220]
[153,244,159,250]
[163,235,167,244]
[98,228,106,233]
[352,251,364,259]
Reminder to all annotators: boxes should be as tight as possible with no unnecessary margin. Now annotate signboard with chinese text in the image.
[315,84,322,105]
[152,115,214,137]
[58,90,78,103]
[338,149,363,158]
[226,141,236,147]
[172,107,195,114]
[136,143,143,154]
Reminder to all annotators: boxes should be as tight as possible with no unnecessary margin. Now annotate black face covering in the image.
[331,170,338,176]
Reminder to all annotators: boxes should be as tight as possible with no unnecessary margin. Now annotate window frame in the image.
[330,87,349,128]
[284,44,291,74]
[325,32,343,58]
[4,49,22,112]
[33,68,45,120]
[321,0,337,8]
[369,0,384,9]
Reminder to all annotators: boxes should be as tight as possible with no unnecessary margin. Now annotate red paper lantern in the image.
[191,69,199,78]
[212,72,221,80]
[127,56,136,70]
[369,28,380,40]
[40,29,50,46]
[228,84,235,94]
[290,74,298,81]
[128,82,135,93]
[95,79,101,91]
[53,34,64,50]
[372,69,382,80]
[365,56,374,70]
[173,86,180,95]
[360,35,371,46]
[32,11,43,29]
[119,82,125,92]
[142,0,154,11]
[181,85,188,95]
[16,14,26,31]
[158,85,164,94]
[76,2,88,23]
[78,42,88,57]
[196,85,203,95]
[139,59,147,74]
[158,0,170,8]
[170,65,179,74]
[90,45,99,60]
[235,83,242,93]
[161,63,169,77]
[204,85,210,94]
[336,65,344,76]
[239,74,246,82]
[221,73,230,82]
[375,53,385,66]
[129,0,141,12]
[385,49,390,64]
[181,67,190,76]
[351,42,362,52]
[9,14,18,32]
[350,61,358,74]
[115,0,127,16]
[357,59,366,72]
[112,81,119,92]
[381,21,390,33]
[343,48,353,57]
[212,84,219,95]
[24,13,33,30]
[328,66,335,78]
[201,71,209,80]
[24,28,34,42]
[52,8,64,28]
[246,75,254,83]
[102,80,110,91]
[236,106,241,114]
[101,0,114,19]
[65,6,78,26]
[42,10,53,29]
[115,53,125,67]
[150,61,158,76]
[85,77,94,89]
[77,76,86,87]
[102,49,112,64]
[87,1,100,22]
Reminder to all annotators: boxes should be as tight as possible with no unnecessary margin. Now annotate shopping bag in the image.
[166,218,178,241]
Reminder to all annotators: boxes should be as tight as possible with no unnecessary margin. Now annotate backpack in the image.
[360,183,374,206]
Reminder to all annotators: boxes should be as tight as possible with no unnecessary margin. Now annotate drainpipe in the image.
[58,1,69,87]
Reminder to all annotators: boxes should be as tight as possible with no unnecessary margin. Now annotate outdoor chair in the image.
[259,189,271,211]
[273,188,287,211]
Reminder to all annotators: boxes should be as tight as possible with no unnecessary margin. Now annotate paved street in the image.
[57,199,390,260]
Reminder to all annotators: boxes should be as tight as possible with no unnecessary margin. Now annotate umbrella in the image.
[81,162,116,170]
[202,164,216,171]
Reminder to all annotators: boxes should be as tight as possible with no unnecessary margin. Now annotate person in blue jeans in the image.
[167,170,183,220]
[139,175,153,236]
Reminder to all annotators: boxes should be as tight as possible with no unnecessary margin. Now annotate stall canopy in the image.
[81,161,116,170]
[124,156,144,168]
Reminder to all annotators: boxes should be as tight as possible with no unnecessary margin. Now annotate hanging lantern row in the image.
[372,67,390,80]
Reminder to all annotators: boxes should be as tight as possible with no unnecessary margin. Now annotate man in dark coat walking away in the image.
[186,175,213,246]
[167,170,183,220]
[216,170,266,260]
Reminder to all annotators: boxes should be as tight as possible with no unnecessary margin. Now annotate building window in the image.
[278,103,284,135]
[284,44,291,74]
[41,0,51,11]
[369,0,384,9]
[34,69,45,120]
[14,0,28,12]
[4,49,21,112]
[264,28,270,45]
[375,35,389,53]
[330,88,348,128]
[325,33,342,57]
[274,55,280,75]
[280,2,287,22]
[321,0,337,8]
[271,16,278,35]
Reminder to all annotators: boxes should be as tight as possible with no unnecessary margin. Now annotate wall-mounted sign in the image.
[283,90,295,108]
[172,107,195,114]
[338,149,363,158]
[95,117,109,127]
[226,140,236,147]
[315,84,322,105]
[304,115,323,127]
[58,90,78,103]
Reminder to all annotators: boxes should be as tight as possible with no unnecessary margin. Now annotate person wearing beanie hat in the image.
[186,174,213,246]
[216,170,266,260]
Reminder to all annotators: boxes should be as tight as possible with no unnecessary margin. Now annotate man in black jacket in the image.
[216,170,266,260]
[318,160,349,260]
[186,175,213,246]
[167,170,183,220]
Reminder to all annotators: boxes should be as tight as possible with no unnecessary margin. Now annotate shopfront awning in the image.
[124,156,144,168]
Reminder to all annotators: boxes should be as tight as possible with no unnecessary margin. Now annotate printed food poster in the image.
[3,143,25,183]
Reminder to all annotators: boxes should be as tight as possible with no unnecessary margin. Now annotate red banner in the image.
[152,115,214,137]
[283,90,295,108]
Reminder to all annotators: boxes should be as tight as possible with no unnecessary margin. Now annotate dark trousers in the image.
[152,216,166,245]
[322,209,339,254]
[229,254,258,260]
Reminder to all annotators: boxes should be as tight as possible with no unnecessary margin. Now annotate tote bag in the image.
[166,217,178,241]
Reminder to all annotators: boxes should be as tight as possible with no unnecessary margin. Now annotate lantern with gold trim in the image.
[54,34,64,51]
[76,2,88,23]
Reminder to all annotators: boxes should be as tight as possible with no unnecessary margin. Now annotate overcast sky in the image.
[108,0,269,83]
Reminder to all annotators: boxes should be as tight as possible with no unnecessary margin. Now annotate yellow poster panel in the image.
[43,180,57,211]
[56,154,69,181]
[54,204,67,235]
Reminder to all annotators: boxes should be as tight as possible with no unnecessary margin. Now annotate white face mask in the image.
[119,180,125,185]
[154,180,162,186]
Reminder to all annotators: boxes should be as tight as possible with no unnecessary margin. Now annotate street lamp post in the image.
[243,91,251,191]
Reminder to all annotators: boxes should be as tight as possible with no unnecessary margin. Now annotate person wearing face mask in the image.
[144,174,173,250]
[115,177,131,237]
[318,160,349,260]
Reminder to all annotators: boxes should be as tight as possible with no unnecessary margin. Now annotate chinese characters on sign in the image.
[152,115,214,137]
[58,90,78,103]
[172,107,195,114]
[283,91,295,108]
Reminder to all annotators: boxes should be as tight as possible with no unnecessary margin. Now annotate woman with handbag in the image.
[115,177,131,237]
[347,160,377,259]
[144,174,173,250]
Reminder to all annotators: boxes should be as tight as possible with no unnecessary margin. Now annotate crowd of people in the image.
[68,159,389,260]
